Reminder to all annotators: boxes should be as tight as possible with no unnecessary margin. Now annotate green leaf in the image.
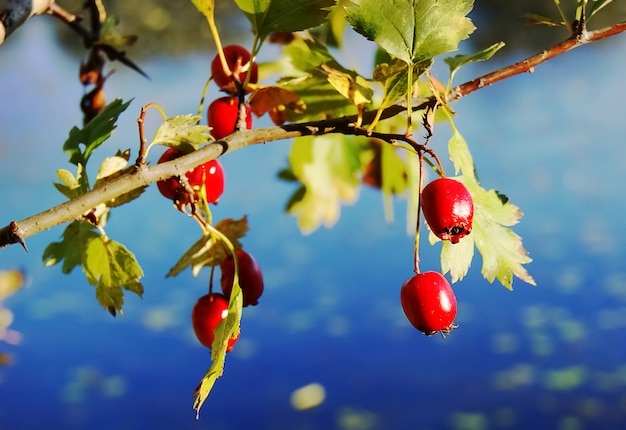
[86,237,144,315]
[63,99,131,166]
[345,0,475,64]
[52,167,87,200]
[444,42,505,85]
[234,0,335,41]
[193,284,243,417]
[190,0,214,18]
[321,63,373,106]
[377,60,431,110]
[150,115,212,150]
[439,233,475,282]
[42,220,100,274]
[42,220,144,315]
[279,38,371,121]
[167,217,249,277]
[93,151,147,208]
[285,135,363,233]
[447,120,476,177]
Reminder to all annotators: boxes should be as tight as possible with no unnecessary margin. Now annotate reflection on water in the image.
[1,15,626,430]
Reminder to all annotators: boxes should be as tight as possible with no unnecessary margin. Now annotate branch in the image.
[446,21,626,102]
[1,20,626,250]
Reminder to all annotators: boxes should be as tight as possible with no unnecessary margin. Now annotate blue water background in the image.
[1,16,626,430]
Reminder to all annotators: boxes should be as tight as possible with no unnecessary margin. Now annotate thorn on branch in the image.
[0,221,28,252]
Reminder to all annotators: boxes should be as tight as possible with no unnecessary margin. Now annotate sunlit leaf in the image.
[279,38,371,121]
[346,0,475,64]
[444,42,506,84]
[321,63,373,106]
[42,220,143,315]
[86,237,144,315]
[285,135,363,234]
[151,114,212,149]
[63,99,131,166]
[166,217,249,277]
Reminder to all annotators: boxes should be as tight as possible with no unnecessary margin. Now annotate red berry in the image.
[220,250,264,307]
[191,293,239,351]
[207,97,252,140]
[400,271,457,336]
[156,148,225,204]
[211,45,258,93]
[421,177,474,244]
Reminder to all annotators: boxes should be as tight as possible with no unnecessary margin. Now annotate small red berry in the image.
[211,45,258,93]
[400,271,457,336]
[421,177,474,244]
[207,97,252,140]
[191,293,239,351]
[156,148,225,205]
[221,250,264,307]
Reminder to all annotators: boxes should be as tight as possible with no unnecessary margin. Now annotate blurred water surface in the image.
[1,15,626,430]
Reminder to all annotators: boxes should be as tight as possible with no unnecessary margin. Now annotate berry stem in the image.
[196,76,213,125]
[413,150,425,274]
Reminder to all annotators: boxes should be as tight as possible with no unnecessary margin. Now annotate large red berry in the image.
[207,97,252,140]
[421,177,474,244]
[211,45,258,93]
[156,148,225,204]
[400,271,457,336]
[221,249,264,307]
[191,293,239,351]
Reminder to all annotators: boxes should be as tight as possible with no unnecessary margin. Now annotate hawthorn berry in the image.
[400,271,457,336]
[220,249,264,307]
[211,45,258,93]
[207,97,252,140]
[421,177,474,244]
[191,293,239,351]
[156,148,225,205]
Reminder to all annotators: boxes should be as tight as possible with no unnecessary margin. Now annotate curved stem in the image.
[413,151,424,274]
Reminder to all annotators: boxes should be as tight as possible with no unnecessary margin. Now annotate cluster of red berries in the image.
[207,45,256,140]
[400,177,474,336]
[156,46,262,352]
[192,250,264,352]
[155,46,257,209]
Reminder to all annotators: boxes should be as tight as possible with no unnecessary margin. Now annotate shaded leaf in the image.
[234,0,335,41]
[521,13,566,27]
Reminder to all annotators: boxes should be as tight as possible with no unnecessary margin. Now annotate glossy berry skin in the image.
[156,148,225,204]
[207,97,252,140]
[221,250,264,307]
[211,45,258,93]
[191,293,238,351]
[400,271,457,336]
[421,177,474,244]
